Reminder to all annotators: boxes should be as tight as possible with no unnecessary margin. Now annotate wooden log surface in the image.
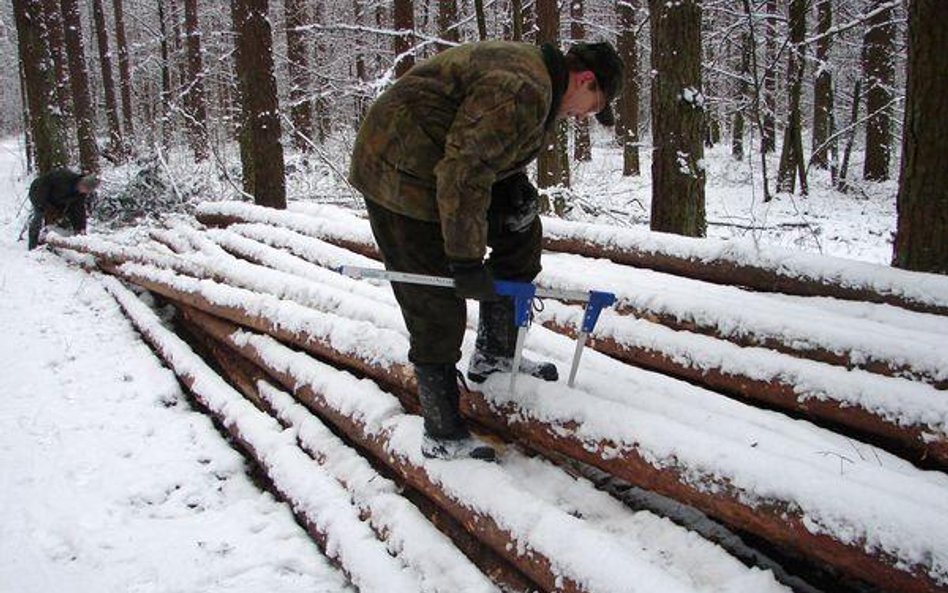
[170,294,945,593]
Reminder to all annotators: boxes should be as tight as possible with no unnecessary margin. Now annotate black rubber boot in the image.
[415,364,495,461]
[467,297,558,384]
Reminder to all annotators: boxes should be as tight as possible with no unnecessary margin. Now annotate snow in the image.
[3,120,947,593]
[0,234,351,592]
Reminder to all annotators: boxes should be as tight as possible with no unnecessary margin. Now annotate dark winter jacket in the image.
[29,169,88,228]
[349,41,565,261]
[27,169,88,249]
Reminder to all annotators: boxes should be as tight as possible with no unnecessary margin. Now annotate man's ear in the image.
[578,70,597,86]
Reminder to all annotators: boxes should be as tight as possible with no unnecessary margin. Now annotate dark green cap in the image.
[567,41,624,126]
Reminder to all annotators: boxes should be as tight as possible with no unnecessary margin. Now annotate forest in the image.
[4,0,946,270]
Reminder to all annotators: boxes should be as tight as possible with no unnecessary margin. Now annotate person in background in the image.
[27,169,98,250]
[349,39,624,461]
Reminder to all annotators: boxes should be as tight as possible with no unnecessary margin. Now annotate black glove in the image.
[490,172,539,233]
[450,260,497,301]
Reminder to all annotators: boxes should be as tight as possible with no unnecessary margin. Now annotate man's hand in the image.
[450,260,497,301]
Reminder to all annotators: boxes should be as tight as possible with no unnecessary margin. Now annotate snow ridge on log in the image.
[541,217,948,316]
[99,276,426,593]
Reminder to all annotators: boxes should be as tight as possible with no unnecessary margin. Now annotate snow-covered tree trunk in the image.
[91,0,125,162]
[811,0,834,170]
[732,31,750,161]
[649,0,705,236]
[13,0,68,173]
[777,0,808,195]
[393,0,415,78]
[157,0,173,150]
[536,0,570,197]
[112,0,134,143]
[761,0,777,154]
[285,0,314,152]
[616,0,640,176]
[232,0,287,209]
[183,0,208,161]
[892,0,948,274]
[571,0,591,162]
[39,0,71,122]
[60,0,98,173]
[437,0,459,46]
[862,0,896,182]
[510,0,523,41]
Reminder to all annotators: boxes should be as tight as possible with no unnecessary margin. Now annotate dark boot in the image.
[467,298,558,384]
[415,363,495,461]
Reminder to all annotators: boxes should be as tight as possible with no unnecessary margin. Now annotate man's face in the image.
[558,71,605,121]
[77,182,92,195]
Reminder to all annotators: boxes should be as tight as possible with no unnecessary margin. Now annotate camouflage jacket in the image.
[349,41,562,261]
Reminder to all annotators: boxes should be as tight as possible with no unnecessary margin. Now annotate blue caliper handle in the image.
[582,290,617,333]
[493,280,536,328]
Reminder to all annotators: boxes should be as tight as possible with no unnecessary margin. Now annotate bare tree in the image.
[732,31,750,161]
[649,0,705,236]
[183,0,208,160]
[473,0,487,40]
[91,0,125,162]
[510,0,523,41]
[762,0,777,153]
[437,0,459,46]
[60,0,98,172]
[811,0,834,169]
[312,0,331,142]
[777,0,808,194]
[536,0,570,195]
[616,0,640,175]
[112,0,134,141]
[232,0,287,209]
[157,0,173,149]
[285,0,314,151]
[40,0,71,120]
[862,0,895,181]
[571,0,591,162]
[892,0,947,273]
[394,0,415,78]
[13,0,68,173]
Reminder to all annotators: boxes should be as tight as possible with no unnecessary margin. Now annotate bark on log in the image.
[544,235,948,317]
[161,287,942,593]
[178,309,591,593]
[50,235,948,468]
[178,305,536,592]
[196,202,948,317]
[542,317,948,470]
[609,300,945,389]
[187,213,946,386]
[177,306,536,593]
[197,211,380,261]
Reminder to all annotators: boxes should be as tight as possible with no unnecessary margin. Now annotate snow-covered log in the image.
[540,253,948,388]
[197,200,948,317]
[189,203,948,387]
[537,300,948,469]
[176,307,537,593]
[196,201,379,260]
[128,269,947,593]
[541,218,948,317]
[179,311,789,593]
[98,276,426,593]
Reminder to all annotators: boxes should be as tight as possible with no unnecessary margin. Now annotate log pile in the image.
[48,201,948,593]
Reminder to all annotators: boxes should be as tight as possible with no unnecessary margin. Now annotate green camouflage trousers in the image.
[365,194,542,365]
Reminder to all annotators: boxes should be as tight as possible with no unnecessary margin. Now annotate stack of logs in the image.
[48,201,948,593]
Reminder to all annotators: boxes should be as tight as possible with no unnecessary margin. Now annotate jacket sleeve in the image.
[434,74,547,261]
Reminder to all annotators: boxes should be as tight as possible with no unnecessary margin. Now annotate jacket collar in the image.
[540,43,567,131]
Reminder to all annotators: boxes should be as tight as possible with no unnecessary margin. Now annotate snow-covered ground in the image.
[0,140,351,592]
[0,130,916,593]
